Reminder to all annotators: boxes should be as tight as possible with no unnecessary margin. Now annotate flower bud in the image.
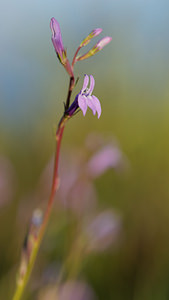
[50,18,74,77]
[77,36,112,61]
[80,28,102,47]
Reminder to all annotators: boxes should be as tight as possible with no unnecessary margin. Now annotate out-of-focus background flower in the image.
[1,0,169,299]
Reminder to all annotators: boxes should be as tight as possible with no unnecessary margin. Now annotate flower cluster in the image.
[50,18,112,120]
[50,17,112,70]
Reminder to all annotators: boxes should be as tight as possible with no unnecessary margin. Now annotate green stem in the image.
[12,242,39,300]
[12,125,65,300]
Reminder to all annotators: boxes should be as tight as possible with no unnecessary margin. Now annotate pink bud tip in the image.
[50,18,61,37]
[92,28,103,37]
[96,36,112,50]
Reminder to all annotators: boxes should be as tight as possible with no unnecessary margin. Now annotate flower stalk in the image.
[12,17,112,300]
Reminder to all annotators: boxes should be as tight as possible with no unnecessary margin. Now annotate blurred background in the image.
[1,0,169,299]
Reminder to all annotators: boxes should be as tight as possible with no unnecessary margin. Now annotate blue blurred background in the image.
[1,0,169,299]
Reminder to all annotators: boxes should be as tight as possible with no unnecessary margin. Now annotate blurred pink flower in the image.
[26,150,97,216]
[58,150,97,215]
[58,280,96,300]
[86,144,123,178]
[84,210,121,252]
[62,179,97,215]
[38,280,96,300]
[21,133,127,220]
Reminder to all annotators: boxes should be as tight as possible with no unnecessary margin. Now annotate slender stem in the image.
[72,46,81,68]
[39,125,65,240]
[12,124,65,300]
[65,76,75,111]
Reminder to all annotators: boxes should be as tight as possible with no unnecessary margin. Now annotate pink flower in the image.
[78,75,101,118]
[87,145,122,178]
[67,75,101,118]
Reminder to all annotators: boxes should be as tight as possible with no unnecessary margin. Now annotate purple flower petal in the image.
[50,18,64,59]
[50,18,61,39]
[88,75,95,94]
[67,74,102,119]
[87,96,96,115]
[78,94,88,116]
[82,74,89,91]
[91,95,101,118]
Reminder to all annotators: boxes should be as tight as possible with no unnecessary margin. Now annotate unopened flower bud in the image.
[77,36,112,61]
[80,28,102,47]
[50,18,74,77]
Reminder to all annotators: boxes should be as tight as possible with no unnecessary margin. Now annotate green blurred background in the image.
[1,0,169,299]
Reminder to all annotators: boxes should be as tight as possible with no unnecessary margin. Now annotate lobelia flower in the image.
[66,74,101,118]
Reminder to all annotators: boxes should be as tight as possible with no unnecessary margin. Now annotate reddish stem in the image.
[39,125,65,240]
[72,46,81,68]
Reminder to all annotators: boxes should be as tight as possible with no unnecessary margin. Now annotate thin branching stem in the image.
[72,46,81,68]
